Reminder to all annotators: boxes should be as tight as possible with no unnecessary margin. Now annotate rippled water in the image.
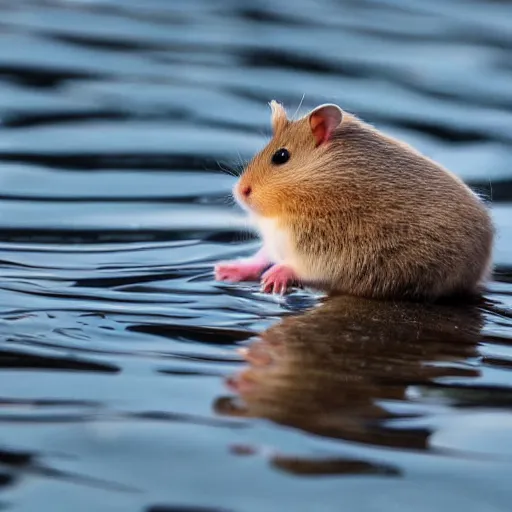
[0,0,512,510]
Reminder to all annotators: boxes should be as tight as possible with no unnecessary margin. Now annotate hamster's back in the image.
[293,115,494,300]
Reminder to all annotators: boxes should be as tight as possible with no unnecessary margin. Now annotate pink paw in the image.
[215,260,266,282]
[260,264,298,295]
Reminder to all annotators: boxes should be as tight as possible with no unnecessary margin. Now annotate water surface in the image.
[0,1,511,511]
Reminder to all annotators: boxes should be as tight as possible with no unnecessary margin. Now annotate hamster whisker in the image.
[216,161,238,178]
[222,193,236,207]
[236,150,248,174]
[292,93,306,121]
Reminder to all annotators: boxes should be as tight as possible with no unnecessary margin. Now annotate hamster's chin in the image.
[235,196,252,213]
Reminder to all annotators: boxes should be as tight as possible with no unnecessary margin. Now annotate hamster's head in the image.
[234,101,343,217]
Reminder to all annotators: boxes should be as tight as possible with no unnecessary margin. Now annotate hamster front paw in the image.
[215,260,267,282]
[260,264,299,295]
[215,247,271,283]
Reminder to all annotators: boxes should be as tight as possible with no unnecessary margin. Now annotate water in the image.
[0,0,511,510]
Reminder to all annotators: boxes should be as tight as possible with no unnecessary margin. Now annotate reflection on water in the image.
[217,297,483,473]
[0,0,511,511]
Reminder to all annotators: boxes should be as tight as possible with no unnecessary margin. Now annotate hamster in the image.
[215,100,494,301]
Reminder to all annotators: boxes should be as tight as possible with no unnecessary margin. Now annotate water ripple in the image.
[0,1,510,511]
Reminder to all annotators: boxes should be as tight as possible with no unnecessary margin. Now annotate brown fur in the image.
[236,101,494,301]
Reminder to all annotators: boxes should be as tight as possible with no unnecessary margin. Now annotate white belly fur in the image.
[252,216,289,264]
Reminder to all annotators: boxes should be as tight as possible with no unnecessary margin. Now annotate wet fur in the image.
[236,102,494,301]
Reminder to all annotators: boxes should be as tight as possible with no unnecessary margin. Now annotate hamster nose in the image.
[241,185,252,198]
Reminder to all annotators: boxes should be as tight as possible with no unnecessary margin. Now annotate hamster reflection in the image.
[215,296,483,476]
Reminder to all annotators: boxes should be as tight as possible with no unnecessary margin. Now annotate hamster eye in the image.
[271,148,290,165]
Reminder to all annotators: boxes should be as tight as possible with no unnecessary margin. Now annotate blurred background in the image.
[0,1,511,511]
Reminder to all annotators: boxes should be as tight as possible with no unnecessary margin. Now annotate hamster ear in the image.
[309,104,343,146]
[269,100,288,134]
